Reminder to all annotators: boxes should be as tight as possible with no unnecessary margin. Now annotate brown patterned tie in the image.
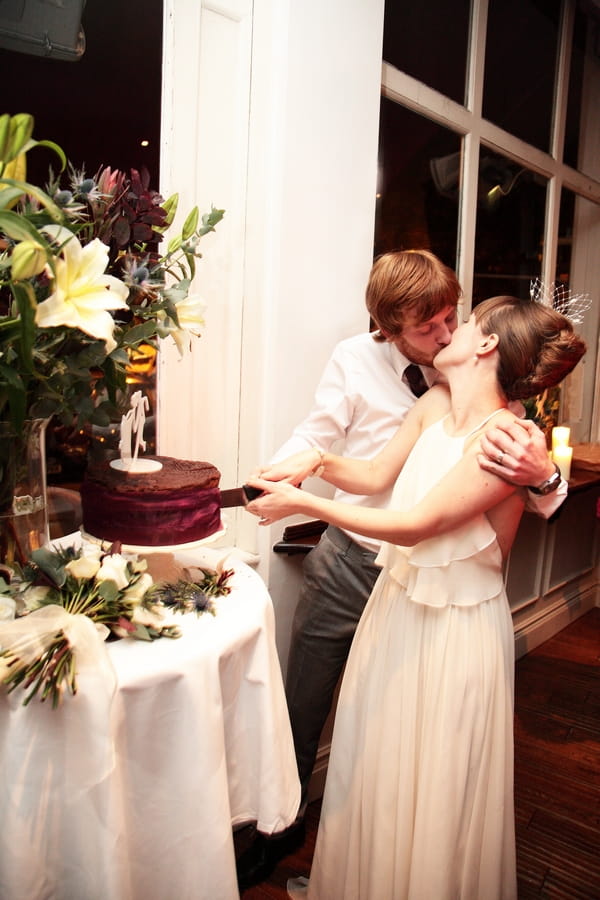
[403,363,429,398]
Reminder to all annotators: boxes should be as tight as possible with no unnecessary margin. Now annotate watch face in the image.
[541,473,560,494]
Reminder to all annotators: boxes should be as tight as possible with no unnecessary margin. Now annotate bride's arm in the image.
[247,416,524,547]
[254,386,449,495]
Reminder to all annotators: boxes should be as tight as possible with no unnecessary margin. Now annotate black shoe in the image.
[236,821,306,891]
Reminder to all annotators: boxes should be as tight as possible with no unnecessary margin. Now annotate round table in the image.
[0,542,300,900]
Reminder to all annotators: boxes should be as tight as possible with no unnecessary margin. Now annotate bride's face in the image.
[434,314,483,372]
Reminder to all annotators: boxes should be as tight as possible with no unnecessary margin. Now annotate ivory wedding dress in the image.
[294,412,517,900]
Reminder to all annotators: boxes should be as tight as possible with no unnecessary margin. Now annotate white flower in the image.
[65,555,101,580]
[122,572,153,606]
[35,225,129,353]
[22,585,52,612]
[157,293,207,355]
[132,604,165,630]
[95,554,130,590]
[174,293,206,333]
[0,594,16,620]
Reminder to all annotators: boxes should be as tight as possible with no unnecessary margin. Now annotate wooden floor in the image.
[236,607,600,899]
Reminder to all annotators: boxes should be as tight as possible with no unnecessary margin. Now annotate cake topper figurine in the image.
[110,390,163,473]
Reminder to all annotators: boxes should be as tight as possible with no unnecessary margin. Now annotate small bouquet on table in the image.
[0,536,235,708]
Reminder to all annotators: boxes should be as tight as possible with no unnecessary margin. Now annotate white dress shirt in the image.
[272,332,566,552]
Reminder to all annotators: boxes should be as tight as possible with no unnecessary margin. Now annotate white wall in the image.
[159,0,386,670]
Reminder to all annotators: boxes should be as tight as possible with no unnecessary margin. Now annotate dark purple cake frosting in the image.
[81,456,222,546]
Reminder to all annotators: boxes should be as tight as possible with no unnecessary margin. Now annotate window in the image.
[379,0,600,443]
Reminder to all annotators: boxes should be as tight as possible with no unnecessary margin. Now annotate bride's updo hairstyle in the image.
[474,295,587,402]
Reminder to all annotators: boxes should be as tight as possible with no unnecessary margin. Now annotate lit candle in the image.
[553,444,573,481]
[552,426,571,453]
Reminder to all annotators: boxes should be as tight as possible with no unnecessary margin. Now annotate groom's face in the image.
[392,305,458,367]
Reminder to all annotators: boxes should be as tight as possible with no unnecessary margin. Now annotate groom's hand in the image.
[477,418,555,487]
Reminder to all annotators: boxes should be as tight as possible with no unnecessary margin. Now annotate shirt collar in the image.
[388,343,439,388]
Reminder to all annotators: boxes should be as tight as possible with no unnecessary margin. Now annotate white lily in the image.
[158,293,206,354]
[35,225,129,353]
[174,293,206,333]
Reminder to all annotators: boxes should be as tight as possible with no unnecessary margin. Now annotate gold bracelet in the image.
[310,447,326,478]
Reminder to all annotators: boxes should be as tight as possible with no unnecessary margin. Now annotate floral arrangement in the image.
[0,540,234,707]
[147,560,234,616]
[0,112,224,433]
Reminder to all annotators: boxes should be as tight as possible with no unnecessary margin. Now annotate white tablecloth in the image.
[0,544,300,900]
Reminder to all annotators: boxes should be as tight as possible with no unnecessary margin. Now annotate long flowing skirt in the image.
[306,570,517,900]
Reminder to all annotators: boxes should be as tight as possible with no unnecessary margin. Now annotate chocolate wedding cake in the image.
[80,456,222,547]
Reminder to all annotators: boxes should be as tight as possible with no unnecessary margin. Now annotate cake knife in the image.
[219,484,263,507]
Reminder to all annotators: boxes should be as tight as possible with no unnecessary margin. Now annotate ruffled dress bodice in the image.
[375,412,505,609]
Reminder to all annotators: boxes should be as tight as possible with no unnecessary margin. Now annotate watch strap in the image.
[529,462,562,494]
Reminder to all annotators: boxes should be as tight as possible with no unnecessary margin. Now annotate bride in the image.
[246,295,585,900]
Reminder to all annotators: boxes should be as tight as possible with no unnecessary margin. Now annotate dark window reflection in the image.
[473,149,546,304]
[564,0,599,178]
[383,0,470,105]
[483,0,560,151]
[375,97,460,268]
[0,0,163,187]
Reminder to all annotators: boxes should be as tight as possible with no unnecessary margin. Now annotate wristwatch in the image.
[529,462,563,495]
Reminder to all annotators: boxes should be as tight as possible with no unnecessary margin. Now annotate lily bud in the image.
[11,240,47,280]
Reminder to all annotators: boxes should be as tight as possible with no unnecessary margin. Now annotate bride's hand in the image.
[251,448,323,486]
[245,477,305,525]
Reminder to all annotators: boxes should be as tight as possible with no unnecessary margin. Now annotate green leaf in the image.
[166,234,183,255]
[130,622,154,642]
[0,186,25,210]
[0,114,11,162]
[0,209,48,242]
[7,114,34,163]
[11,281,37,370]
[0,178,63,222]
[198,206,225,235]
[33,139,67,173]
[181,206,199,240]
[118,320,158,346]
[97,581,119,602]
[30,546,69,588]
[158,193,179,229]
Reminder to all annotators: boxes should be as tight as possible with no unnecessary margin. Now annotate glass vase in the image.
[0,418,50,567]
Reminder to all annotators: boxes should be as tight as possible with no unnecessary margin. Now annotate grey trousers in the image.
[285,525,382,816]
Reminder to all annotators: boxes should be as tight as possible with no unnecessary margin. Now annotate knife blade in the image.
[219,484,263,508]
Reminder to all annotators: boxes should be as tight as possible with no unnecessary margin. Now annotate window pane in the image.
[375,97,460,268]
[473,149,546,303]
[564,0,600,178]
[0,0,163,185]
[483,0,561,151]
[383,0,470,105]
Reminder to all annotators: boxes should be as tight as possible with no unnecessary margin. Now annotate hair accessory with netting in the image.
[530,277,591,326]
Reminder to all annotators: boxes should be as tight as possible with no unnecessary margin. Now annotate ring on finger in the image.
[496,451,505,465]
